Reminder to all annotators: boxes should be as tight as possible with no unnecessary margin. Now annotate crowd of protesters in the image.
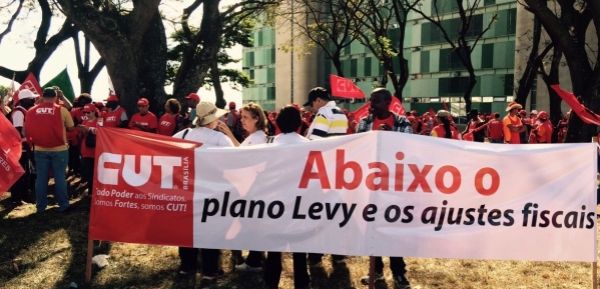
[1,84,572,289]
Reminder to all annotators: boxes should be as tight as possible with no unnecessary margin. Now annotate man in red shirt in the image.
[25,87,75,213]
[129,98,158,133]
[103,94,128,128]
[487,112,504,143]
[529,111,553,143]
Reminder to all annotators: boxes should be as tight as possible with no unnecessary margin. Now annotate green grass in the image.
[0,181,597,289]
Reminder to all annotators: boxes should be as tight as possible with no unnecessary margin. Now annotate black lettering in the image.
[421,206,437,224]
[308,202,324,220]
[477,204,488,226]
[402,206,414,223]
[384,205,401,222]
[487,209,502,226]
[363,204,377,222]
[538,210,550,227]
[551,211,563,228]
[221,191,230,216]
[230,199,246,218]
[463,208,476,225]
[503,209,514,226]
[585,212,596,229]
[564,211,578,228]
[292,196,306,219]
[267,201,284,218]
[248,200,265,218]
[201,198,220,222]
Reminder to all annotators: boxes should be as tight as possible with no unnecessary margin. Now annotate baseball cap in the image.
[18,89,38,100]
[185,93,200,102]
[83,104,97,113]
[106,94,119,102]
[303,87,330,107]
[137,98,149,106]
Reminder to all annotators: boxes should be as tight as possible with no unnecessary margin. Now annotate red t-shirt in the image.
[157,113,177,136]
[104,106,126,128]
[487,119,504,141]
[372,115,395,131]
[80,119,98,158]
[129,112,158,132]
[25,102,65,148]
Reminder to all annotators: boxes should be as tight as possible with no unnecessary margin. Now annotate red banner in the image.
[329,75,365,99]
[89,128,201,246]
[12,73,42,104]
[0,113,24,194]
[550,85,600,126]
[352,96,405,122]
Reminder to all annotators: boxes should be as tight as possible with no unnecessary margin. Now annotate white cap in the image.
[18,89,38,100]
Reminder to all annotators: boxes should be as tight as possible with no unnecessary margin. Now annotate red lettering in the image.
[335,149,362,189]
[407,164,432,192]
[394,152,404,191]
[474,167,500,196]
[365,162,389,190]
[434,165,461,194]
[298,151,331,189]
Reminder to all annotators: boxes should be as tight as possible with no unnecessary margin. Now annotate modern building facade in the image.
[243,0,519,115]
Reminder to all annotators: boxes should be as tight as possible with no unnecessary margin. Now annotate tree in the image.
[346,0,419,101]
[55,0,166,114]
[410,0,497,112]
[0,0,76,82]
[278,0,360,77]
[170,0,278,108]
[72,32,105,94]
[523,0,600,142]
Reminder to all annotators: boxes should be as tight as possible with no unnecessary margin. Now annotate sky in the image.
[0,1,243,106]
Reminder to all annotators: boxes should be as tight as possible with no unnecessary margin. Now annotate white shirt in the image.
[273,132,309,144]
[11,107,25,128]
[172,127,233,148]
[240,130,267,146]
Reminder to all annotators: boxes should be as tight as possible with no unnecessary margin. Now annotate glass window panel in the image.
[451,97,461,102]
[420,51,430,73]
[482,43,494,69]
[483,97,494,103]
[351,59,358,76]
[493,97,505,102]
[364,57,372,76]
[430,98,440,102]
[472,97,482,102]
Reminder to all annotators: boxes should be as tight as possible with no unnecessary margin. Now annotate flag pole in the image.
[85,238,94,283]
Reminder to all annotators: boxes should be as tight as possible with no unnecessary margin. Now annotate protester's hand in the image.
[216,121,233,136]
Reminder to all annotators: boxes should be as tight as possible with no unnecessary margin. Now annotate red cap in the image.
[106,94,119,102]
[185,93,200,102]
[83,104,97,113]
[137,98,149,106]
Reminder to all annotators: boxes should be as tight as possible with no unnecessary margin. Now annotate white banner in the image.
[193,131,597,262]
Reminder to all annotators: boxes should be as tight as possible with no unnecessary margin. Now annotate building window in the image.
[421,51,430,73]
[439,77,471,96]
[432,1,458,15]
[481,43,493,69]
[351,59,358,76]
[364,57,372,76]
[504,74,514,96]
[439,48,464,71]
[484,0,495,5]
[267,67,275,83]
[245,51,254,67]
[267,87,275,100]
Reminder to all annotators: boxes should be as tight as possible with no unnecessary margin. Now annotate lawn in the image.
[0,182,597,289]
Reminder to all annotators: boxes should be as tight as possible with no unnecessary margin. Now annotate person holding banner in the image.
[303,87,349,266]
[218,102,269,271]
[129,98,158,133]
[24,87,75,213]
[264,105,311,289]
[356,88,412,288]
[172,101,232,280]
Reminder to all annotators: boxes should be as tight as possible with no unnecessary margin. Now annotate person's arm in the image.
[216,120,240,146]
[56,89,73,110]
[61,107,75,131]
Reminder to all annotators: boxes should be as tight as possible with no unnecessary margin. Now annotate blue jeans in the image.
[34,150,69,212]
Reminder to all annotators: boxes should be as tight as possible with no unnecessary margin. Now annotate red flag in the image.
[0,113,24,194]
[12,73,42,104]
[329,75,365,99]
[550,85,600,126]
[352,96,406,122]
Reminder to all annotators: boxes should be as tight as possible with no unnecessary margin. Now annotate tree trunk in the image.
[172,0,222,100]
[515,16,542,106]
[211,62,226,108]
[331,53,344,77]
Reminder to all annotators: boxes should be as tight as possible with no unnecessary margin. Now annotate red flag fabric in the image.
[329,75,365,99]
[89,128,201,246]
[352,96,406,122]
[12,73,42,104]
[0,113,24,194]
[550,85,600,126]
